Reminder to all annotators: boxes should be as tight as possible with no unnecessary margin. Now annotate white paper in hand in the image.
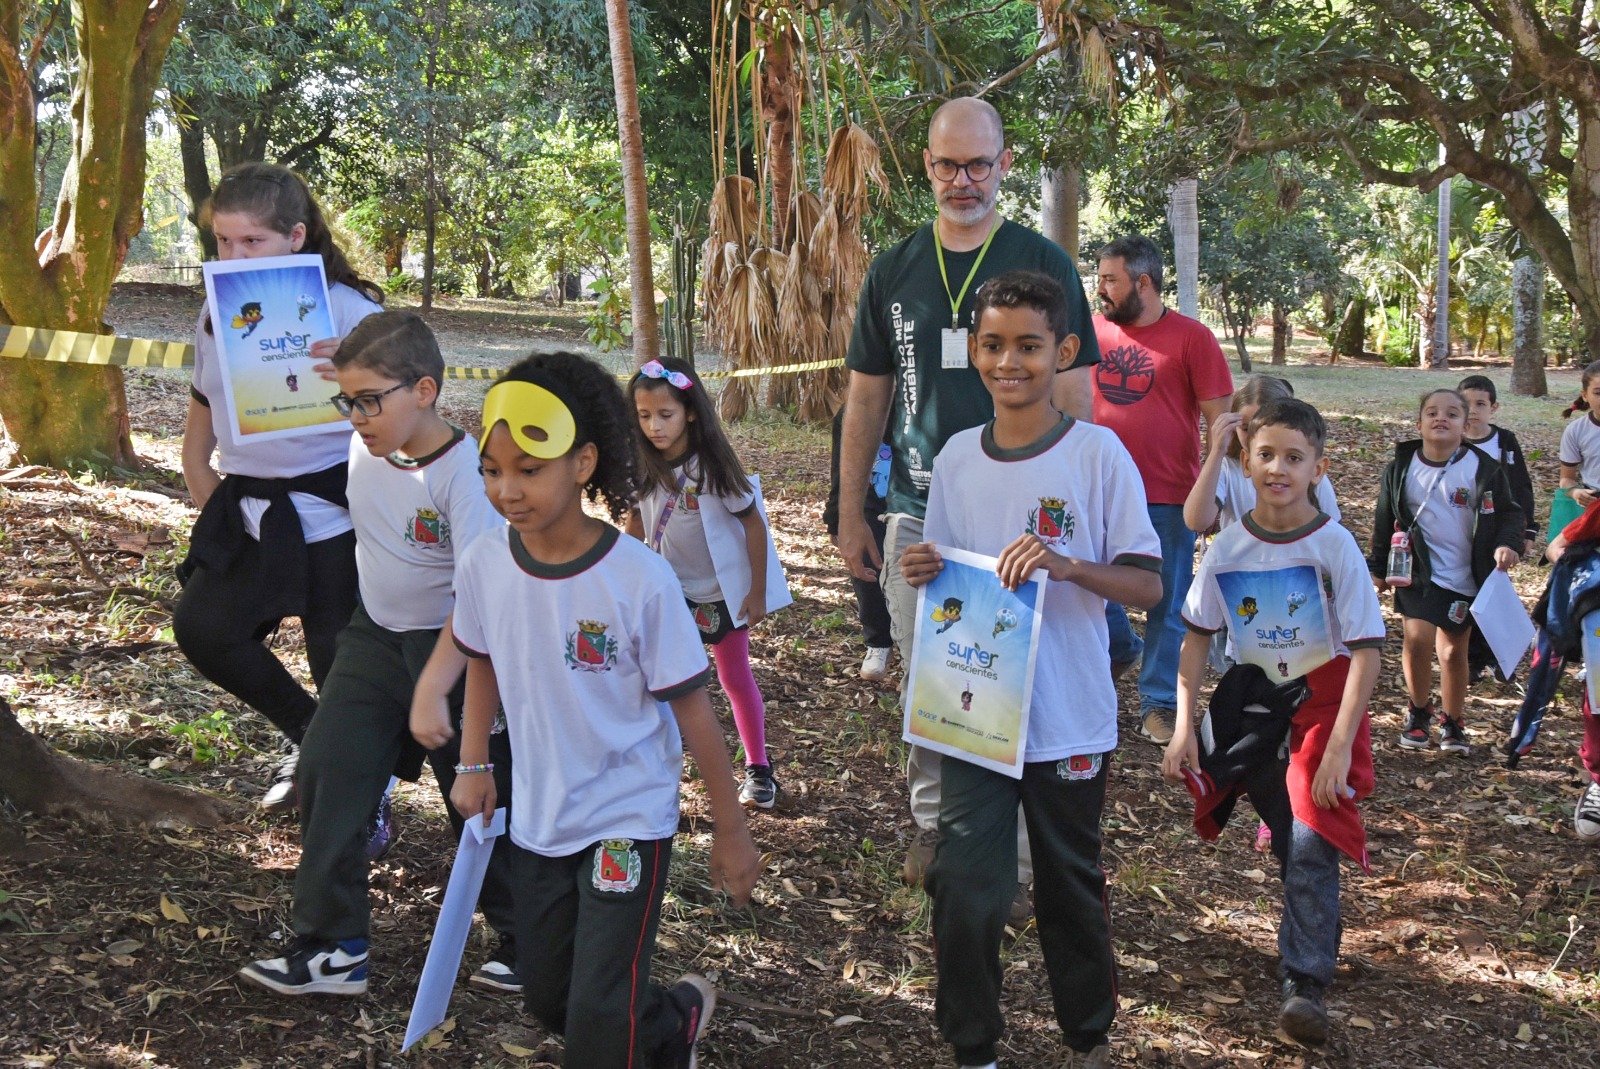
[1469,570,1535,680]
[403,807,506,1052]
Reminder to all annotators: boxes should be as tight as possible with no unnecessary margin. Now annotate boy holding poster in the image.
[1164,398,1385,1047]
[898,271,1161,1069]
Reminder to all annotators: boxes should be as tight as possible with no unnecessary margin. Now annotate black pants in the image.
[853,510,892,649]
[927,754,1116,1064]
[172,531,358,744]
[291,605,515,942]
[512,837,689,1068]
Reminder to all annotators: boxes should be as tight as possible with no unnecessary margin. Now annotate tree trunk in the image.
[1511,254,1548,396]
[1271,303,1290,365]
[384,235,405,277]
[421,25,438,313]
[1168,178,1200,318]
[0,696,235,827]
[606,0,660,363]
[0,1,181,469]
[1431,166,1451,369]
[1334,295,1366,361]
[1040,164,1080,261]
[761,25,800,248]
[176,112,217,261]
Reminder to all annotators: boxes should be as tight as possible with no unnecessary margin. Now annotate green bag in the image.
[1548,486,1585,542]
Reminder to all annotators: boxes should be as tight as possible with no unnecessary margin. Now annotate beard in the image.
[1101,288,1146,326]
[938,186,995,226]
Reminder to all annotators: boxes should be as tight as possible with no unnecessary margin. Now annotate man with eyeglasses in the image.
[834,96,1100,915]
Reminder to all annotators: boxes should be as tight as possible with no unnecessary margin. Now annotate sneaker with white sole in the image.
[860,646,892,682]
[239,936,368,996]
[1397,702,1433,750]
[1575,782,1600,841]
[468,935,523,994]
[1139,707,1176,745]
[739,764,781,809]
[260,742,300,813]
[1438,715,1470,755]
[658,972,716,1069]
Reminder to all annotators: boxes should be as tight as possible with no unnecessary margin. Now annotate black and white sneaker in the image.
[739,764,780,809]
[239,936,368,996]
[1438,715,1470,755]
[469,935,523,994]
[658,973,716,1069]
[1575,782,1600,841]
[1397,703,1432,750]
[260,742,300,813]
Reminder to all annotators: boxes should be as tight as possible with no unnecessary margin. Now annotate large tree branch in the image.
[1489,0,1600,106]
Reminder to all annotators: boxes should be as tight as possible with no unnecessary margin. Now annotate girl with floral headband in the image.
[627,357,793,810]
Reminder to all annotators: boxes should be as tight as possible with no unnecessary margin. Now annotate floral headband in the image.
[638,360,692,390]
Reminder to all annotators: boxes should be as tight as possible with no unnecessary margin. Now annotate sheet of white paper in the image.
[402,807,506,1052]
[1469,570,1535,680]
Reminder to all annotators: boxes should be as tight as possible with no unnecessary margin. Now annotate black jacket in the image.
[1470,425,1537,544]
[1367,439,1525,590]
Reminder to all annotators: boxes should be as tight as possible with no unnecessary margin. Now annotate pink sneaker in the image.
[1255,822,1272,852]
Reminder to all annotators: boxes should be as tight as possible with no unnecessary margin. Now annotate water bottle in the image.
[1386,528,1413,587]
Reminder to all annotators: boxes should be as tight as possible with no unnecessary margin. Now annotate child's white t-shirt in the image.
[346,428,505,632]
[636,456,755,603]
[191,281,382,542]
[1183,513,1385,665]
[1215,456,1341,530]
[451,526,711,856]
[924,418,1161,763]
[1403,448,1480,595]
[1559,413,1600,488]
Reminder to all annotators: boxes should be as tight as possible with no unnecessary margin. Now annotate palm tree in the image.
[604,0,660,362]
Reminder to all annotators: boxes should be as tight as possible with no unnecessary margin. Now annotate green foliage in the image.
[584,276,630,353]
[166,710,239,765]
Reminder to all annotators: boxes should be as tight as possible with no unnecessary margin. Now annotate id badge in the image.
[941,327,969,369]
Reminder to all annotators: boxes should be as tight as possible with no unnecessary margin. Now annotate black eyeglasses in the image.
[330,379,418,417]
[930,157,997,183]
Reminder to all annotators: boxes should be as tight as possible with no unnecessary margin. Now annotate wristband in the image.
[453,762,494,775]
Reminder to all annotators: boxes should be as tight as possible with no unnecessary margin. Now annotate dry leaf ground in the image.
[0,287,1596,1068]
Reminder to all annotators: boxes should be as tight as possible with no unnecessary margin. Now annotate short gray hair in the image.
[1098,235,1164,293]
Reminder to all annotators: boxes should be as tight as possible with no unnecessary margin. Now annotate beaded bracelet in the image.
[454,762,494,775]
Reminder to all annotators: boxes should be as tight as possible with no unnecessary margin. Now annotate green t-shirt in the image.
[844,219,1101,517]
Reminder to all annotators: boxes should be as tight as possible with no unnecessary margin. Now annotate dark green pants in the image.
[291,604,515,942]
[511,837,690,1067]
[927,753,1116,1065]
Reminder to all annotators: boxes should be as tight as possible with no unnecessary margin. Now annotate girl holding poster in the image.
[175,162,383,812]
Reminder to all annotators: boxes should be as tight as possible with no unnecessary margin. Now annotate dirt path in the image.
[1,305,1597,1068]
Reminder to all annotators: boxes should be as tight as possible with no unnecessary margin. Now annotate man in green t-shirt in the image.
[834,96,1100,903]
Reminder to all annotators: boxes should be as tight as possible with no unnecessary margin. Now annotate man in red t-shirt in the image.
[1092,235,1234,745]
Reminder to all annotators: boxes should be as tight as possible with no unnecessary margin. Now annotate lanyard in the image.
[1408,448,1461,535]
[933,218,1001,328]
[649,471,691,552]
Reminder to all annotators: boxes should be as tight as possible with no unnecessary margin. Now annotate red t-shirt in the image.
[1092,310,1235,504]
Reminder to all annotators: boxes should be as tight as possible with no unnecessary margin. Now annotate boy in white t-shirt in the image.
[1166,397,1385,1047]
[240,311,517,997]
[899,271,1161,1069]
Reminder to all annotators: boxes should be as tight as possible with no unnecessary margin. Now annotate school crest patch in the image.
[405,507,449,547]
[565,619,619,672]
[1057,753,1102,781]
[1450,486,1471,508]
[1448,599,1469,625]
[693,602,721,634]
[592,838,642,893]
[682,484,700,512]
[1027,496,1074,545]
[1480,491,1495,514]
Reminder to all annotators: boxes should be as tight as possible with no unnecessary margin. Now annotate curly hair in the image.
[497,351,639,521]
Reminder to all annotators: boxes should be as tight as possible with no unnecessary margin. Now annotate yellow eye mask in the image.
[479,379,578,458]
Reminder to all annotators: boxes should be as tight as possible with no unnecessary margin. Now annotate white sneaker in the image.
[860,646,892,681]
[1575,782,1600,841]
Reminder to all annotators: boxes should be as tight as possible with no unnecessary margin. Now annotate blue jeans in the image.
[1105,503,1194,712]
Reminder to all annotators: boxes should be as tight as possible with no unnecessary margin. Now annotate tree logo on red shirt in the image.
[1095,344,1156,405]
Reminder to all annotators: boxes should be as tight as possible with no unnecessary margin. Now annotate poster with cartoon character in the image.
[1212,559,1337,680]
[203,253,339,442]
[901,545,1045,779]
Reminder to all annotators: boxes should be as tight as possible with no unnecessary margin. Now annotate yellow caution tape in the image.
[0,323,844,381]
